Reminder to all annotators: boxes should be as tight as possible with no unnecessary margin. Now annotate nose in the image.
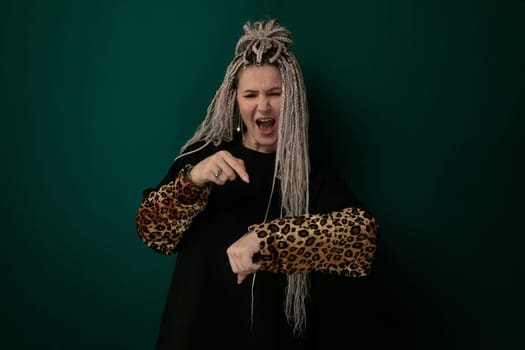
[257,95,270,113]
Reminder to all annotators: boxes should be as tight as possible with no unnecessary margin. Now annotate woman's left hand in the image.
[226,232,261,284]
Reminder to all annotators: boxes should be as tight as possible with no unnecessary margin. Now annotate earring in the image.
[236,117,242,133]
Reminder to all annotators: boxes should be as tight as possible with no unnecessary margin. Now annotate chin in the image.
[257,138,277,147]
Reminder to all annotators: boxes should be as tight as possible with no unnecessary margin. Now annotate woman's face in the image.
[236,64,282,153]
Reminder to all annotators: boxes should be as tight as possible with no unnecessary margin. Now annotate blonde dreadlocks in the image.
[178,19,311,333]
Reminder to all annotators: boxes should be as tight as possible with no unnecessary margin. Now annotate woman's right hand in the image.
[188,150,250,186]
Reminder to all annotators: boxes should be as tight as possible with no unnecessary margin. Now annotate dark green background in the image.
[2,0,523,349]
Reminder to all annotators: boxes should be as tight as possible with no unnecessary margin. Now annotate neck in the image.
[242,136,276,153]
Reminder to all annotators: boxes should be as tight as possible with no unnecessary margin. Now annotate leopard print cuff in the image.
[135,165,211,255]
[249,207,379,277]
[178,164,211,204]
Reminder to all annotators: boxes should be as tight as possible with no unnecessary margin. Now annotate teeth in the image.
[256,119,275,128]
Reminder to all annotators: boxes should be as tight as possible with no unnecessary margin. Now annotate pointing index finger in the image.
[224,154,250,183]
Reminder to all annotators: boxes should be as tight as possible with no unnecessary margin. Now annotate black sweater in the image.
[137,139,378,349]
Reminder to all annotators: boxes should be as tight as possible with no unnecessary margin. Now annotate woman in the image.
[136,19,379,349]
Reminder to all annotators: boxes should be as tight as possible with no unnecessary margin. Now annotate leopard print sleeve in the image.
[135,165,211,255]
[249,207,379,277]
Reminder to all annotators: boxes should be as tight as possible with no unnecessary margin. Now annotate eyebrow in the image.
[240,87,282,93]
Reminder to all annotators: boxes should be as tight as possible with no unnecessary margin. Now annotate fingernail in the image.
[243,176,250,183]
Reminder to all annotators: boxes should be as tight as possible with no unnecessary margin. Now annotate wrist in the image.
[184,165,205,189]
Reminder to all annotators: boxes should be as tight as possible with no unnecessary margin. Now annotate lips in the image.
[256,118,275,128]
[255,118,276,135]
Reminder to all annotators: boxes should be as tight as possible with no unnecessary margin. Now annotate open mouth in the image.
[255,118,275,128]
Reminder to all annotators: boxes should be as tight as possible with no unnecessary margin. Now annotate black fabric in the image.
[143,138,373,349]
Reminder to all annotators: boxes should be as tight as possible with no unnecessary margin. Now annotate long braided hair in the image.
[179,19,311,333]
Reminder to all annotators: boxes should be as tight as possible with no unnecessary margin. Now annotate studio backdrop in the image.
[2,0,523,349]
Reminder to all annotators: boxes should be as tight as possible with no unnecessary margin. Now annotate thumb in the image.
[237,273,249,285]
